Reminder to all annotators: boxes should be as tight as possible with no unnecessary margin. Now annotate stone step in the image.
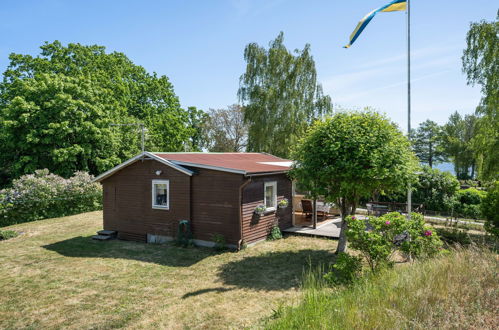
[92,235,114,241]
[97,230,117,236]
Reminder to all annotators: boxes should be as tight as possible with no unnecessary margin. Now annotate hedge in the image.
[0,169,102,226]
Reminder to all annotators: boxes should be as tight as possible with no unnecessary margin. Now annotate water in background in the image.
[435,162,455,175]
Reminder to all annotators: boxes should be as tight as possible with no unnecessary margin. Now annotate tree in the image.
[238,32,332,158]
[481,181,499,238]
[462,13,499,181]
[411,120,446,168]
[441,112,477,179]
[185,106,209,151]
[0,41,193,182]
[203,105,247,152]
[412,166,459,213]
[0,73,131,179]
[291,111,419,253]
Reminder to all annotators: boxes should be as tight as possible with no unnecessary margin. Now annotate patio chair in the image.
[301,199,328,220]
[301,199,314,218]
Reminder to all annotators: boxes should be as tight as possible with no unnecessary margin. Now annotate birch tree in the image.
[238,32,332,158]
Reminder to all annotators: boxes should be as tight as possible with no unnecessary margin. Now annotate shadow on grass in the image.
[43,236,216,267]
[182,287,234,299]
[216,249,336,291]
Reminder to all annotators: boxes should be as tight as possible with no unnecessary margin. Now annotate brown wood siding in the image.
[241,174,293,244]
[189,168,244,245]
[101,159,191,239]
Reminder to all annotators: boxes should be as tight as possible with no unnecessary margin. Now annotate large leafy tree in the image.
[411,120,446,168]
[203,104,247,152]
[238,32,332,158]
[0,41,193,182]
[185,106,209,151]
[441,112,477,179]
[291,111,419,253]
[0,73,130,179]
[462,12,498,181]
[412,166,459,213]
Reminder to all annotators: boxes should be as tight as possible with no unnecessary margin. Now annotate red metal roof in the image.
[154,152,292,174]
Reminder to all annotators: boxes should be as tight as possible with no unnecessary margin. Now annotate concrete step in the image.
[97,230,117,236]
[92,235,114,241]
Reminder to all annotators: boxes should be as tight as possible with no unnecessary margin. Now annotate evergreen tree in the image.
[411,120,446,168]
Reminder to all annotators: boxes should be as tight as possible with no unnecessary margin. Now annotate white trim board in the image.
[167,160,247,175]
[93,152,193,182]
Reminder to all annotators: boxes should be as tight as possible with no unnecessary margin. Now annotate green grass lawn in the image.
[0,211,337,329]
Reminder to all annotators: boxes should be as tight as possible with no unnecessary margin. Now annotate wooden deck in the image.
[283,217,342,238]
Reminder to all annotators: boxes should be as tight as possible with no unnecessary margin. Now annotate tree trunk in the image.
[336,197,353,254]
[312,198,317,229]
[429,141,433,168]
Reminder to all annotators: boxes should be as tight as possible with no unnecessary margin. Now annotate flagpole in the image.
[407,0,412,220]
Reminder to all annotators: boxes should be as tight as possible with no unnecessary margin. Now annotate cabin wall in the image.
[101,159,190,242]
[241,174,293,244]
[189,168,244,245]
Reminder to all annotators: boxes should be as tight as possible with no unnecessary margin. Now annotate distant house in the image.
[94,152,293,248]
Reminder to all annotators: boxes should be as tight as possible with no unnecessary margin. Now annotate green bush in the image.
[382,166,459,213]
[323,253,362,286]
[0,229,18,240]
[346,213,442,272]
[413,166,460,213]
[0,170,102,226]
[268,225,283,240]
[435,228,472,246]
[212,233,226,251]
[454,188,486,219]
[481,181,499,238]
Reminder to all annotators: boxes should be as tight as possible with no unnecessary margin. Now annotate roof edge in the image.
[168,160,247,175]
[93,152,193,182]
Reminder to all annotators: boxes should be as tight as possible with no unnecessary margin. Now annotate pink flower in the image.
[424,230,432,236]
[385,221,391,225]
[351,216,356,220]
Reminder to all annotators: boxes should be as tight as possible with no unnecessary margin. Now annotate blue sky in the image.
[1,0,496,131]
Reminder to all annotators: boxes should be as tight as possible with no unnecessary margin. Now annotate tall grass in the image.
[267,248,498,329]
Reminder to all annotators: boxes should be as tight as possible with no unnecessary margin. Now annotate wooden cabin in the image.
[94,152,293,248]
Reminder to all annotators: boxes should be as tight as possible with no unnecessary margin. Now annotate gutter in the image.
[237,177,252,250]
[245,170,289,177]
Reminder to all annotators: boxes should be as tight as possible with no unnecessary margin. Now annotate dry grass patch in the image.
[0,211,337,329]
[267,247,499,329]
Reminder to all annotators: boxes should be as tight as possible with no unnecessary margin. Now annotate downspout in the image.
[238,177,252,250]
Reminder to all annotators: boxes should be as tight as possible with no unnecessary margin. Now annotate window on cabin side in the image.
[152,180,169,209]
[264,181,277,210]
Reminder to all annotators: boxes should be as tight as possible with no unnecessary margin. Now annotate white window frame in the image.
[264,181,277,211]
[152,179,170,210]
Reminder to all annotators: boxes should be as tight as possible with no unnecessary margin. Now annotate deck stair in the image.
[92,230,117,241]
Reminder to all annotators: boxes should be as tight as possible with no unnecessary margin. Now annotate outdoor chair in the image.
[301,199,314,218]
[301,199,328,220]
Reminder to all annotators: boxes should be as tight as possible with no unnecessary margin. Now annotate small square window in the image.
[264,181,277,210]
[152,180,169,209]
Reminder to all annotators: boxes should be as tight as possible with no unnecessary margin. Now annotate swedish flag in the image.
[344,0,407,48]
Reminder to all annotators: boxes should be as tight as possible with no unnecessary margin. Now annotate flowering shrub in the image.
[0,169,102,226]
[346,212,442,272]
